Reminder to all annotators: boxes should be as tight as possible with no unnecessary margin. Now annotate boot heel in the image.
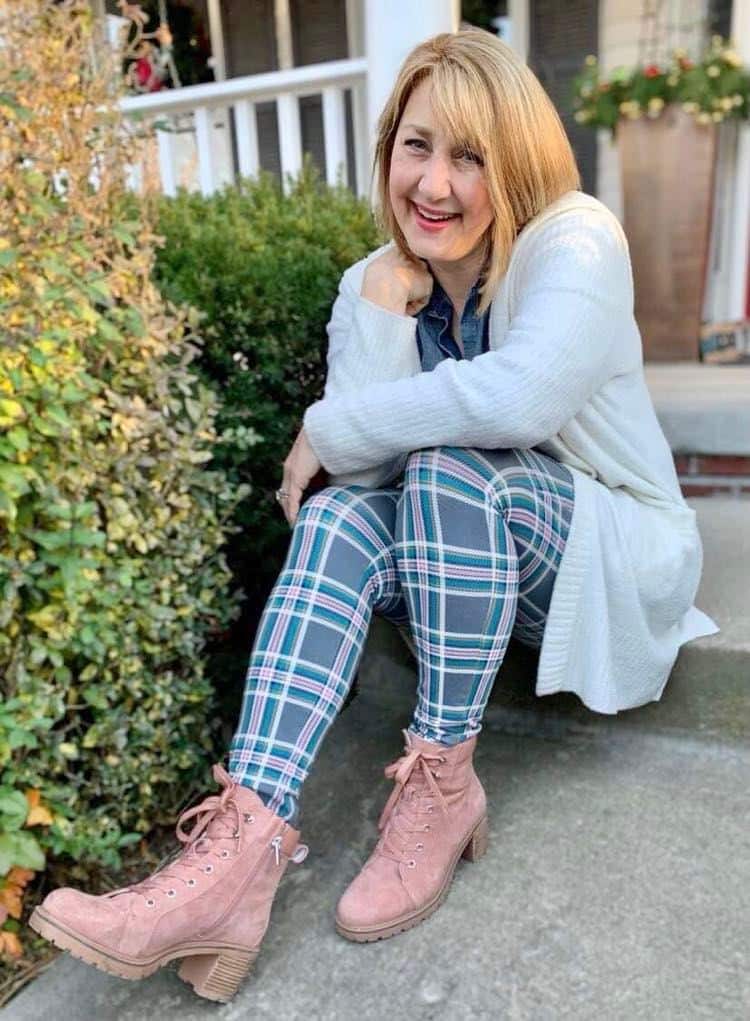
[178,949,257,1003]
[461,815,489,862]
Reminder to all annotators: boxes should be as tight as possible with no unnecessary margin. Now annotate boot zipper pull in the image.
[270,835,282,865]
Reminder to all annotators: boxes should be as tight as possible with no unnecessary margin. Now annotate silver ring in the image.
[275,488,289,503]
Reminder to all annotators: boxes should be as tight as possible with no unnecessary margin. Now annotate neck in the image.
[427,241,488,318]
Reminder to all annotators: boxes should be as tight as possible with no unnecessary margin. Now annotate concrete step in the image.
[643,363,750,456]
[7,686,749,1019]
[361,496,749,746]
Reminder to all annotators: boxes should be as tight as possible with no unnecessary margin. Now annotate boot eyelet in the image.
[220,849,230,858]
[433,771,441,778]
[146,898,155,907]
[424,825,431,832]
[232,829,240,838]
[166,889,176,897]
[416,842,424,850]
[427,806,434,813]
[406,859,416,868]
[243,813,255,824]
[439,755,447,763]
[187,879,196,887]
[204,864,214,874]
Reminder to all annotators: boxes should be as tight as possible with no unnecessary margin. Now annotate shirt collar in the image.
[423,275,482,323]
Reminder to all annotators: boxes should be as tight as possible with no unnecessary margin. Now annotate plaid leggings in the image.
[228,445,574,823]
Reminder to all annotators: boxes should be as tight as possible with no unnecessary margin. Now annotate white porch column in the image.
[728,0,750,319]
[363,0,459,201]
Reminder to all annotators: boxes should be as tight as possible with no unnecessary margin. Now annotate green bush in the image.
[151,160,384,613]
[0,0,248,906]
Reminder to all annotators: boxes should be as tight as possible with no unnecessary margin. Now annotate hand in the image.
[362,247,434,317]
[279,426,321,527]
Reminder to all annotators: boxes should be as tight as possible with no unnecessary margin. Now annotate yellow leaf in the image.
[6,868,34,888]
[0,885,23,919]
[0,930,23,959]
[26,804,53,826]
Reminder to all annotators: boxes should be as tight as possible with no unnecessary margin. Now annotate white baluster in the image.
[235,98,260,180]
[277,92,302,193]
[350,79,370,199]
[156,120,178,198]
[322,86,347,188]
[194,105,216,196]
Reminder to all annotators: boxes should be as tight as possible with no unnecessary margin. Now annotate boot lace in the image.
[376,729,448,866]
[109,764,255,904]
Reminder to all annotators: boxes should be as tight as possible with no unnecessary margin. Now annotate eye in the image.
[404,137,428,151]
[457,148,483,166]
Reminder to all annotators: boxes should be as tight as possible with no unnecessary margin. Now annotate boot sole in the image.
[28,906,258,1003]
[335,813,489,943]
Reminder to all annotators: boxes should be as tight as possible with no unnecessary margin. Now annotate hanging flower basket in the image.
[571,35,750,136]
[571,35,750,361]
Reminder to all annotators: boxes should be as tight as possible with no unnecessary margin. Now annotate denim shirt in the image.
[416,276,490,372]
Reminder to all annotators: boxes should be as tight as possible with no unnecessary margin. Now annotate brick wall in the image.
[674,454,750,497]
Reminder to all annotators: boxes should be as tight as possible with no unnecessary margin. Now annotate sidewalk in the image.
[7,674,749,1020]
[6,446,749,1019]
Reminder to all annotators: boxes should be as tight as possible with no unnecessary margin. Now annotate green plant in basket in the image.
[572,34,750,134]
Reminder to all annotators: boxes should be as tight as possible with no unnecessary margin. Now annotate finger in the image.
[285,482,303,528]
[280,462,295,525]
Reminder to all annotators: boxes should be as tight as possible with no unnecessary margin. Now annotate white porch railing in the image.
[119,58,369,198]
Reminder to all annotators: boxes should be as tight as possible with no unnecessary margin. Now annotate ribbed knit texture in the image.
[303,191,719,712]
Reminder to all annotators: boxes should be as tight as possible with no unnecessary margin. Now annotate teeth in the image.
[416,205,456,221]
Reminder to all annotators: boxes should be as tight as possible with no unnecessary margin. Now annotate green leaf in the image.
[117,832,142,848]
[0,787,29,831]
[8,729,38,751]
[82,686,107,709]
[6,427,29,452]
[0,831,45,873]
[96,317,121,342]
[70,527,106,548]
[0,490,17,524]
[112,224,136,246]
[25,529,71,551]
[45,405,72,430]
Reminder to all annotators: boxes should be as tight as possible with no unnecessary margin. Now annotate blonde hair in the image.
[372,28,582,315]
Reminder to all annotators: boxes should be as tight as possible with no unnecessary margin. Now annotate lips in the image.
[411,201,460,221]
[410,201,461,233]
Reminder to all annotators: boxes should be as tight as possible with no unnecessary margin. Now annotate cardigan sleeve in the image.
[312,258,422,488]
[303,211,634,475]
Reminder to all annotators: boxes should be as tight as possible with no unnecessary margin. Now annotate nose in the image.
[417,152,452,202]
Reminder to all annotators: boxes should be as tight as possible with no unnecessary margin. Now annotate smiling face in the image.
[388,77,494,283]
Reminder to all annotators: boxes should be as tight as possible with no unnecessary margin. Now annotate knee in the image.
[403,445,466,480]
[297,484,397,549]
[296,484,366,528]
[401,446,527,517]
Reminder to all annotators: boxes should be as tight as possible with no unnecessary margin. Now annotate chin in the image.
[400,226,446,255]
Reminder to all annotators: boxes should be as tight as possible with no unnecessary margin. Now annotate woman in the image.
[30,28,718,1003]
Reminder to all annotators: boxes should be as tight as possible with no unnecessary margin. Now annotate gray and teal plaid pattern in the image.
[228,445,574,823]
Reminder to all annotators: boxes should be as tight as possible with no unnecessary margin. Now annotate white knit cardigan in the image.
[303,190,720,713]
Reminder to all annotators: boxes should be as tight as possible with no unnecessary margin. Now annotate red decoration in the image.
[644,64,661,78]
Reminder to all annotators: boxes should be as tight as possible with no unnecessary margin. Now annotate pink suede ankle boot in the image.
[29,764,308,1003]
[335,728,488,942]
